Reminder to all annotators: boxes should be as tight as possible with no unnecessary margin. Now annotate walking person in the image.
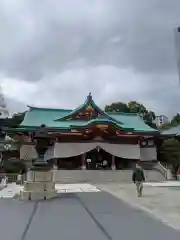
[177,166,180,180]
[132,164,145,197]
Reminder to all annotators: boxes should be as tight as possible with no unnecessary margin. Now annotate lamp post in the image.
[20,125,57,201]
[31,125,51,170]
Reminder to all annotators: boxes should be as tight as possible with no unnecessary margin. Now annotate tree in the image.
[105,102,129,113]
[105,101,156,128]
[158,123,171,130]
[127,101,156,123]
[127,101,144,114]
[3,159,26,174]
[171,114,180,126]
[7,112,26,128]
[159,138,180,177]
[158,113,180,130]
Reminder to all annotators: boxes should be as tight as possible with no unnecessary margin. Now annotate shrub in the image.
[3,159,26,174]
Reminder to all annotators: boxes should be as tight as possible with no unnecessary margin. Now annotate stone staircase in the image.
[140,162,170,180]
[53,169,166,184]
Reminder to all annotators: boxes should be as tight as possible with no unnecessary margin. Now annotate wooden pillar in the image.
[53,159,58,169]
[81,154,86,170]
[0,151,3,168]
[111,155,116,170]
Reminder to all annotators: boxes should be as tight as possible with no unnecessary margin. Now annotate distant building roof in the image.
[161,125,180,136]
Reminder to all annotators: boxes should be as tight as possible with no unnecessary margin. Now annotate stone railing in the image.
[0,173,26,185]
[140,161,170,180]
[153,161,169,179]
[0,173,18,182]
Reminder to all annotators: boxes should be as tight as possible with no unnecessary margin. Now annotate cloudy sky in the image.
[1,0,180,117]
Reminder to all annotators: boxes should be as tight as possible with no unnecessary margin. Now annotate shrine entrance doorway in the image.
[85,147,112,170]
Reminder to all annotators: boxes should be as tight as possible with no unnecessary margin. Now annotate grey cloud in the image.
[1,0,180,117]
[6,97,27,116]
[0,0,180,81]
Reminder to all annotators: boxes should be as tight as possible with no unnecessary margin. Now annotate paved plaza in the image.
[98,182,180,231]
[0,182,180,239]
[0,183,100,198]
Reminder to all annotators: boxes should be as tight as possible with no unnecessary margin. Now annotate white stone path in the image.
[0,183,100,198]
[0,183,23,198]
[55,183,100,193]
[1,181,180,199]
[144,181,180,187]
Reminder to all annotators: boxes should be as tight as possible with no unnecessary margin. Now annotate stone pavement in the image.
[55,183,100,193]
[0,183,23,198]
[97,183,180,231]
[0,191,180,240]
[0,183,100,198]
[144,181,180,187]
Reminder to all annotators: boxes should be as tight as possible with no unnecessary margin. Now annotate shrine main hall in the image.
[15,93,159,170]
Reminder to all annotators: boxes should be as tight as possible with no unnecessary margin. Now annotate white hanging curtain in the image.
[53,142,140,159]
[54,142,97,158]
[44,146,55,161]
[98,143,140,159]
[20,145,38,160]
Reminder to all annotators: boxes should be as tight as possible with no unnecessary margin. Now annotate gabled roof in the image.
[55,92,114,121]
[19,94,159,133]
[21,106,72,127]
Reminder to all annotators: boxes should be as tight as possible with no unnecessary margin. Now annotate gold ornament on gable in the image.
[96,124,108,130]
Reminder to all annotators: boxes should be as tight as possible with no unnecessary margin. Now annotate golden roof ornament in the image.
[86,104,93,111]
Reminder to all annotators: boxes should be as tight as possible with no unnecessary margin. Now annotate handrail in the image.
[154,162,168,179]
[0,173,26,184]
[0,173,18,182]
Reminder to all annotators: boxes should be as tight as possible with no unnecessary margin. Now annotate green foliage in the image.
[159,114,180,130]
[105,102,129,113]
[7,112,26,128]
[3,160,26,174]
[105,101,156,128]
[171,113,180,126]
[158,123,171,130]
[159,138,180,173]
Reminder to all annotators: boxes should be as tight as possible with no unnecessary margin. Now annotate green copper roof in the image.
[108,113,156,132]
[20,109,157,133]
[21,106,72,127]
[56,92,113,121]
[19,95,158,133]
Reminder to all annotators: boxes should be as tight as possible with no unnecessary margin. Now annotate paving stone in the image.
[97,183,180,231]
[0,191,180,240]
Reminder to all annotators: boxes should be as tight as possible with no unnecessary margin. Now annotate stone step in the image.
[53,170,166,183]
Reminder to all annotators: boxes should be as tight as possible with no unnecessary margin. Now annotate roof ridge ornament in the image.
[87,92,92,101]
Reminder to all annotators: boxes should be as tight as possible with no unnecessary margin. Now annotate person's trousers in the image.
[135,181,143,197]
[177,174,180,180]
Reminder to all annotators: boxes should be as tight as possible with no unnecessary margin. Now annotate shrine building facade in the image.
[13,93,160,170]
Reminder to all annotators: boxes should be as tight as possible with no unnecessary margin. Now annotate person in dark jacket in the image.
[132,164,145,197]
